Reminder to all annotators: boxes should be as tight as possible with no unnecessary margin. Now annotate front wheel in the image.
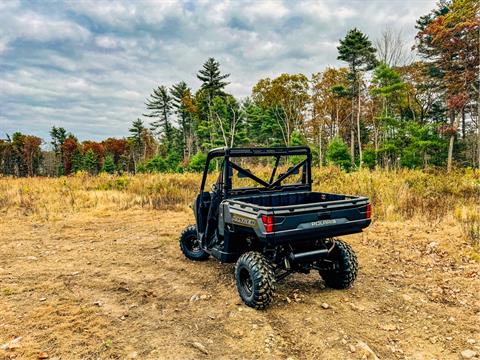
[235,252,276,309]
[179,225,209,261]
[319,239,358,289]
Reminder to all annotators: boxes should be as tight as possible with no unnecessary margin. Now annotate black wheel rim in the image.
[239,268,253,297]
[185,235,201,253]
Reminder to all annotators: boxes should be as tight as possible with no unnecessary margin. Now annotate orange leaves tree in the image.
[415,0,480,170]
[60,137,81,175]
[252,74,310,146]
[21,135,42,177]
[0,133,42,176]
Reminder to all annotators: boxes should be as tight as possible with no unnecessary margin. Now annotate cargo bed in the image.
[224,190,371,245]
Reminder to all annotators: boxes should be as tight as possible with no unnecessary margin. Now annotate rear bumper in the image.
[268,218,371,244]
[211,218,371,263]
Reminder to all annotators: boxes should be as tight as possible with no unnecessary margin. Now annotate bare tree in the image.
[272,105,289,146]
[375,27,413,67]
[213,102,243,148]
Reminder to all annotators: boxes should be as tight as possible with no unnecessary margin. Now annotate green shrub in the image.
[175,163,185,173]
[165,152,182,172]
[144,156,168,173]
[362,147,376,169]
[136,162,146,173]
[186,152,209,172]
[326,137,351,171]
[96,176,130,190]
[400,147,422,169]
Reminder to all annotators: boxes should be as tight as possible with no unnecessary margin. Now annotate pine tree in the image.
[129,119,146,172]
[71,152,84,173]
[370,63,406,167]
[338,28,378,76]
[129,119,145,145]
[171,81,189,109]
[144,86,172,150]
[337,28,377,166]
[50,126,67,155]
[195,58,231,151]
[83,149,98,175]
[170,81,193,158]
[197,57,230,101]
[102,154,116,174]
[50,126,68,175]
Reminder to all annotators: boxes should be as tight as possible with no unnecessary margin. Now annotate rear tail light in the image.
[366,203,372,219]
[262,215,274,233]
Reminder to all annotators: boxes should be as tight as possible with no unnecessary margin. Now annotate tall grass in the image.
[0,167,478,226]
[455,205,480,246]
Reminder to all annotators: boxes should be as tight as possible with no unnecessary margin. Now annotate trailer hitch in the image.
[287,240,336,264]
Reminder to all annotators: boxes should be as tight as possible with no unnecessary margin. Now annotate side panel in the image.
[211,202,270,263]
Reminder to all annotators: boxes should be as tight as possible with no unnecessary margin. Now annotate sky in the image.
[0,0,436,143]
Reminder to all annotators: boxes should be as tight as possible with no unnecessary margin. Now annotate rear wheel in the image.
[179,225,209,261]
[319,239,358,289]
[235,252,276,309]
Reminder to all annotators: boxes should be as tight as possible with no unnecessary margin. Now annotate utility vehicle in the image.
[179,147,371,309]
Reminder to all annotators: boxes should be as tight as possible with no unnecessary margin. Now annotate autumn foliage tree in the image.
[252,74,310,146]
[311,68,350,164]
[21,135,43,177]
[415,0,480,170]
[0,133,42,176]
[61,137,81,175]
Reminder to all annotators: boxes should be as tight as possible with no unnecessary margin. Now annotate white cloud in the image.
[244,0,289,19]
[68,0,183,28]
[334,6,356,19]
[95,35,118,49]
[0,0,437,141]
[205,0,231,25]
[0,37,8,54]
[297,1,354,21]
[0,0,20,11]
[68,1,138,27]
[243,38,285,60]
[0,9,91,53]
[13,12,90,42]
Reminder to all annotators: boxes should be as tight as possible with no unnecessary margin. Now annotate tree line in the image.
[1,0,478,176]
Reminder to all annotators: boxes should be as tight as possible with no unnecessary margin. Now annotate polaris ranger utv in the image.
[179,147,371,309]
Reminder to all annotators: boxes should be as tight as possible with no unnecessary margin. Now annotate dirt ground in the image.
[1,209,479,360]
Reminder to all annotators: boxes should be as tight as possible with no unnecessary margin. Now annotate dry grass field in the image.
[1,169,479,359]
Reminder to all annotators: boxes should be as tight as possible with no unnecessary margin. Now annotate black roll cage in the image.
[200,146,312,198]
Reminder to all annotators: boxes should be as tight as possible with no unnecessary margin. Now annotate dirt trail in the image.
[1,209,479,359]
